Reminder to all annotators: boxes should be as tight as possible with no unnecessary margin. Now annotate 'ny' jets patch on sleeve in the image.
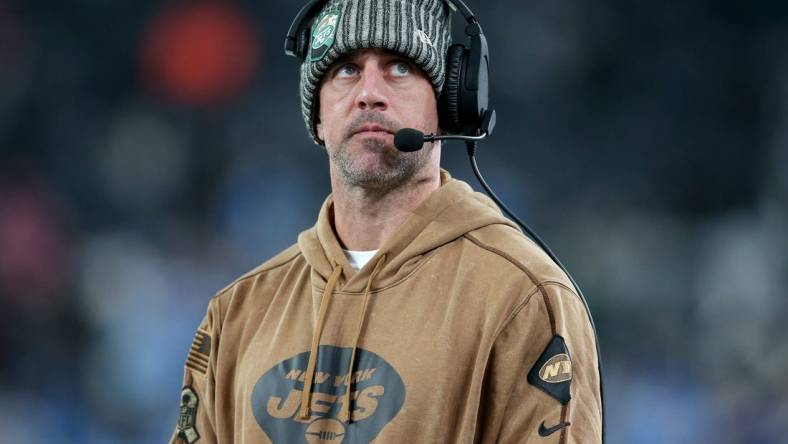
[527,335,572,405]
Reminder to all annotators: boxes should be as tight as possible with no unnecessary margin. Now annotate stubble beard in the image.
[329,114,432,193]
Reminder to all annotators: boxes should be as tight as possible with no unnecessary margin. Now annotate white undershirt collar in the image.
[342,249,379,271]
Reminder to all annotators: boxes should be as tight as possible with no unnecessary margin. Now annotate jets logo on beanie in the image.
[299,0,452,145]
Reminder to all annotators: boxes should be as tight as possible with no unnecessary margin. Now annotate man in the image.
[171,0,602,442]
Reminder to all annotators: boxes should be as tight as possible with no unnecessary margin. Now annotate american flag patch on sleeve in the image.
[186,329,211,375]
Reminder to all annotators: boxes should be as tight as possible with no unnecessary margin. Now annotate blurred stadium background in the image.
[1,0,786,443]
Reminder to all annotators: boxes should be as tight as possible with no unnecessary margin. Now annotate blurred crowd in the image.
[0,0,786,443]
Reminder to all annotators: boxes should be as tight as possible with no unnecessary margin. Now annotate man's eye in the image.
[390,62,410,77]
[335,64,358,78]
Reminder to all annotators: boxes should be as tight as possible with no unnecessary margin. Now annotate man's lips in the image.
[353,124,393,137]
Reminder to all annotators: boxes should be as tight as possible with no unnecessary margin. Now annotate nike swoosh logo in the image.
[538,420,570,437]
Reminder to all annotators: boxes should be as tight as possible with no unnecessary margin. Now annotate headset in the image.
[284,0,494,137]
[285,2,605,442]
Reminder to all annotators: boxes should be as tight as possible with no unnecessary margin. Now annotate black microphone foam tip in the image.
[394,128,425,152]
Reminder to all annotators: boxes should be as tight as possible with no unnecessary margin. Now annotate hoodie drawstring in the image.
[300,264,343,420]
[340,254,387,423]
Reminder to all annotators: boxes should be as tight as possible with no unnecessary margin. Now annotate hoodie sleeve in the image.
[169,297,221,444]
[478,282,602,444]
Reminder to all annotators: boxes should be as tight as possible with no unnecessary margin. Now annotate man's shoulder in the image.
[216,242,303,298]
[462,222,573,289]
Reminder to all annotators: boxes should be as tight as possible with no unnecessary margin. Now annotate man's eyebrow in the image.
[329,54,355,68]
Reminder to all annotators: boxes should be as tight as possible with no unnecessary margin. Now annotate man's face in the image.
[316,48,439,191]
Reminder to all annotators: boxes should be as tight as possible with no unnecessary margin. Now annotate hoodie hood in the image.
[297,169,520,293]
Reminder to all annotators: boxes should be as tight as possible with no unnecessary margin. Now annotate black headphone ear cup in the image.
[439,44,466,134]
[297,27,309,59]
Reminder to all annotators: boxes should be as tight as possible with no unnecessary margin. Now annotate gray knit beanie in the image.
[299,0,452,145]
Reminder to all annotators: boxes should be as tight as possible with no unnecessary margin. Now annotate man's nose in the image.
[355,67,389,111]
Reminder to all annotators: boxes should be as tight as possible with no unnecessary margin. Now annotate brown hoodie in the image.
[171,170,602,444]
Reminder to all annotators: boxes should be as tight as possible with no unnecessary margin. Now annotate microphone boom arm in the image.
[426,132,488,142]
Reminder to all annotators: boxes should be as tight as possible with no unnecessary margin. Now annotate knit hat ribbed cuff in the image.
[299,0,452,145]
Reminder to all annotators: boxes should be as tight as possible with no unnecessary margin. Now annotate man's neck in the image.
[330,166,441,251]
